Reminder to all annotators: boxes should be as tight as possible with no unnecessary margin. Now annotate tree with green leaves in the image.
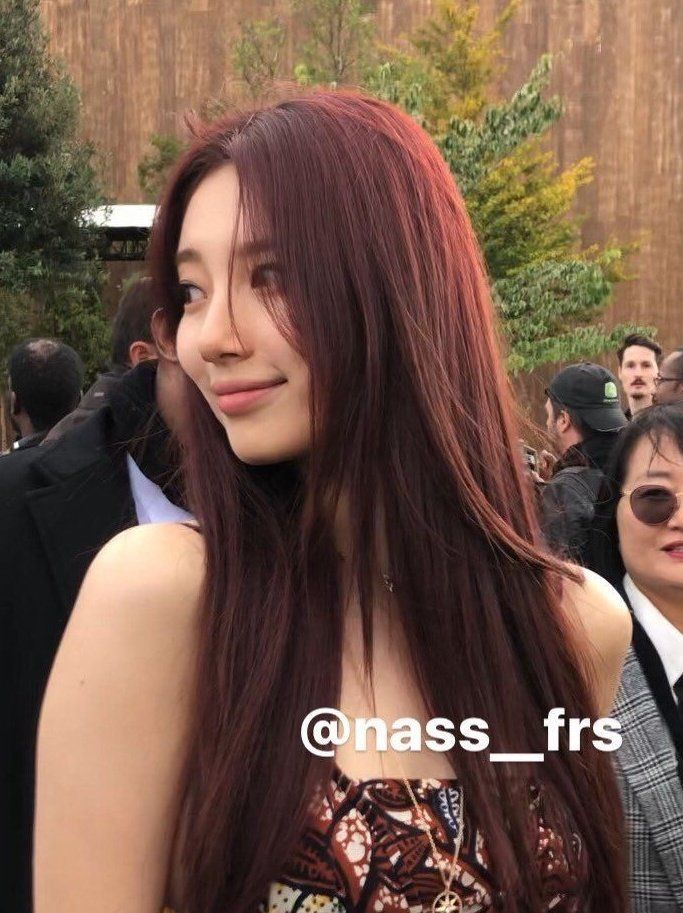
[233,15,287,100]
[368,4,645,372]
[292,0,376,86]
[138,133,186,202]
[367,0,519,126]
[0,0,110,378]
[437,55,642,371]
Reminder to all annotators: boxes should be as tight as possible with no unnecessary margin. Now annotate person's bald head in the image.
[654,348,683,405]
[9,338,84,438]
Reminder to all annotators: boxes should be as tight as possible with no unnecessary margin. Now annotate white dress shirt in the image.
[624,573,683,704]
[126,453,195,525]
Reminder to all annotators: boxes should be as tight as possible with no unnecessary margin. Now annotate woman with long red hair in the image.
[34,92,631,913]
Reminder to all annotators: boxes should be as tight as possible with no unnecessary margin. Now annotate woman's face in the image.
[617,434,683,592]
[175,164,311,465]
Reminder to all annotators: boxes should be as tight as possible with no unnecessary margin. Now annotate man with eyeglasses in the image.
[654,348,683,406]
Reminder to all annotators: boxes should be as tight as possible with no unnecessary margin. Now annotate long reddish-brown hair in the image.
[149,91,626,913]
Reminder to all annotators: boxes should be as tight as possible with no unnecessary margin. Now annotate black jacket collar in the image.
[24,362,184,614]
[26,409,135,615]
[632,620,683,772]
[34,361,183,499]
[555,433,619,475]
[617,580,683,782]
[107,361,184,504]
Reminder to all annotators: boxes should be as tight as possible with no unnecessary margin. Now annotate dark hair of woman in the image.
[587,403,683,588]
[144,91,626,913]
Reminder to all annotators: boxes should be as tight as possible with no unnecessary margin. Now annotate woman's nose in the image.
[198,296,248,363]
[666,495,683,529]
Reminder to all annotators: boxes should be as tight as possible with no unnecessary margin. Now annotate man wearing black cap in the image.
[541,362,627,560]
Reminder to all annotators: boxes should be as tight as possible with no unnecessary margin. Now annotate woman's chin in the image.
[629,560,683,592]
[230,442,308,467]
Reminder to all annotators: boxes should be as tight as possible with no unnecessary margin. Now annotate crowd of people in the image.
[537,336,683,560]
[0,91,681,913]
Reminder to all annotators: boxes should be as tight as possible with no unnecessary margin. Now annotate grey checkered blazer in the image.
[613,647,683,912]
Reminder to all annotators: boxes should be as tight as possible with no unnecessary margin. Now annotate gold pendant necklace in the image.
[381,572,395,593]
[432,889,462,913]
[401,776,465,913]
[343,578,463,912]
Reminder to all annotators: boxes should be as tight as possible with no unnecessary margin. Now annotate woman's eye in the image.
[177,283,204,306]
[644,488,671,501]
[251,263,282,291]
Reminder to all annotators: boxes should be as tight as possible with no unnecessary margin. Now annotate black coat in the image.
[11,430,48,451]
[0,361,179,913]
[540,432,620,560]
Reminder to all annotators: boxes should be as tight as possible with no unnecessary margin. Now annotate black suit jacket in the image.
[0,361,178,913]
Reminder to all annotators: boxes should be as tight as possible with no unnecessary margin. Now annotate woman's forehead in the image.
[178,164,241,253]
[627,433,683,478]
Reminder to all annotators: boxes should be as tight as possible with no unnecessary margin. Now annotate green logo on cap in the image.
[604,381,618,400]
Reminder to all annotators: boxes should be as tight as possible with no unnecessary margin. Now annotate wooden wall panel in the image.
[39,0,459,200]
[478,0,683,354]
[40,0,682,355]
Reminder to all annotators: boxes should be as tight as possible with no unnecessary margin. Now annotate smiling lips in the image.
[662,541,683,559]
[211,379,286,416]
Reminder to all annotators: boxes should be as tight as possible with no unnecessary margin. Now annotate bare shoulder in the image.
[561,564,632,713]
[40,521,207,725]
[78,521,205,626]
[562,565,632,650]
[92,520,205,582]
[35,523,207,911]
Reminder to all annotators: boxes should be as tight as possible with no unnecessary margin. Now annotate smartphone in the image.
[521,442,539,473]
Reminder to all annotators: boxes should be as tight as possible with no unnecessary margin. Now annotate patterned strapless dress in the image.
[259,765,584,913]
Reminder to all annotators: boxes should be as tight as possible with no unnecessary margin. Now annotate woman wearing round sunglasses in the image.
[587,403,683,913]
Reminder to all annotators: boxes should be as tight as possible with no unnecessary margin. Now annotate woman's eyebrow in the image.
[643,469,674,479]
[233,239,273,259]
[176,247,202,267]
[175,240,273,268]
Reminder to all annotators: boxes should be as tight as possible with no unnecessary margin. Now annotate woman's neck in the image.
[333,489,390,586]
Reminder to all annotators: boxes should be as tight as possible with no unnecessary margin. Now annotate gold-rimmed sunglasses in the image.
[622,485,683,525]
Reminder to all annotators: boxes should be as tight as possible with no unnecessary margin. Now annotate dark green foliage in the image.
[0,0,109,377]
[138,133,186,203]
